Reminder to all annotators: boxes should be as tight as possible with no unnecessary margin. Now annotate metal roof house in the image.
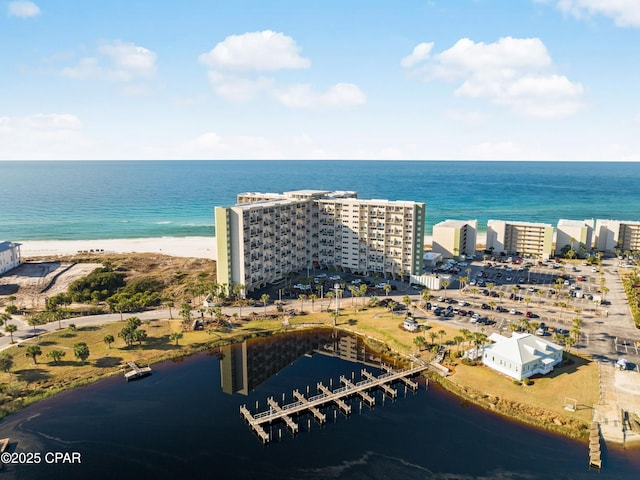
[482,332,563,381]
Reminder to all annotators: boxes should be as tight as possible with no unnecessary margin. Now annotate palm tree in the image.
[260,293,270,315]
[26,345,42,364]
[73,342,90,365]
[358,284,368,306]
[348,285,357,306]
[180,303,192,330]
[388,301,397,317]
[297,294,307,313]
[170,332,183,345]
[421,288,431,307]
[437,329,446,345]
[325,290,335,310]
[402,295,412,313]
[47,350,66,364]
[164,299,174,319]
[486,282,495,296]
[413,335,426,352]
[309,294,318,312]
[458,276,468,291]
[103,334,115,349]
[5,323,17,343]
[453,335,464,353]
[383,284,392,297]
[0,312,11,327]
[429,331,438,346]
[441,280,450,299]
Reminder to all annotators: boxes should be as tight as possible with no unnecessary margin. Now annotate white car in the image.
[316,273,327,278]
[509,308,517,314]
[506,276,513,281]
[329,275,341,280]
[437,296,445,302]
[458,300,468,306]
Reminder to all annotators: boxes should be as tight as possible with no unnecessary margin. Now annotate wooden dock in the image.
[240,365,426,443]
[124,362,152,381]
[589,422,602,470]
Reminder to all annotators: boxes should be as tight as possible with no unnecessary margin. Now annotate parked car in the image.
[481,303,491,310]
[458,300,468,306]
[509,308,517,314]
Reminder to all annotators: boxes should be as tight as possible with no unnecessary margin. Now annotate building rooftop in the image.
[435,219,477,228]
[0,241,21,253]
[558,219,593,227]
[488,219,553,228]
[485,332,562,364]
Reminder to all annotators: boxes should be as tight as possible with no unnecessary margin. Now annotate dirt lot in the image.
[0,262,101,309]
[0,253,216,312]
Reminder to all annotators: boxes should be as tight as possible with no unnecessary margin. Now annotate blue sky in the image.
[2,0,639,160]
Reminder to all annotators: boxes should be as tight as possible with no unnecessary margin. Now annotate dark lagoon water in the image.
[0,330,638,479]
[2,160,640,240]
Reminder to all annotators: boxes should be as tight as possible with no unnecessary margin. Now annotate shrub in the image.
[523,377,532,386]
[513,380,522,385]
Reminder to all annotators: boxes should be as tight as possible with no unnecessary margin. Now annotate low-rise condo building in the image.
[594,219,640,253]
[431,219,477,259]
[555,219,594,256]
[215,190,425,295]
[0,241,21,275]
[486,220,554,259]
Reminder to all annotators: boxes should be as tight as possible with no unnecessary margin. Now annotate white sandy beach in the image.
[19,236,217,260]
[17,233,488,261]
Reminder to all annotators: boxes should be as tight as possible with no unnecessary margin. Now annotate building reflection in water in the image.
[219,328,385,395]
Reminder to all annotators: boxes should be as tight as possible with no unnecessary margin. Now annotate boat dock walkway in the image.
[124,362,152,381]
[589,422,602,470]
[240,365,427,443]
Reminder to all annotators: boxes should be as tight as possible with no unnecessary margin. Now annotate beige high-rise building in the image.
[431,219,478,259]
[486,220,554,259]
[594,219,640,253]
[555,219,594,256]
[215,190,425,294]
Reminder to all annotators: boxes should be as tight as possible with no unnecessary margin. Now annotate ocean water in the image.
[1,160,640,241]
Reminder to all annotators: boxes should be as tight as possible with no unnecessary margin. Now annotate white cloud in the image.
[198,30,310,71]
[400,42,434,68]
[538,0,640,27]
[0,114,95,160]
[180,131,282,159]
[405,36,584,117]
[7,1,40,18]
[443,110,489,123]
[273,83,366,109]
[60,40,157,86]
[200,30,364,109]
[465,141,527,160]
[206,72,274,102]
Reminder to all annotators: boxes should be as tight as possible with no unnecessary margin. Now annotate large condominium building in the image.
[555,219,594,256]
[594,219,640,253]
[215,190,425,294]
[486,220,554,259]
[0,241,21,275]
[431,219,478,259]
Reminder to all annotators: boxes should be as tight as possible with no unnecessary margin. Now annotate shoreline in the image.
[17,236,217,260]
[15,233,488,262]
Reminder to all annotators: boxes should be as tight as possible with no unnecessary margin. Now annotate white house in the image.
[403,317,419,332]
[482,332,563,381]
[0,241,21,275]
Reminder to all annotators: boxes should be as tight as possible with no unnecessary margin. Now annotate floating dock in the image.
[240,365,426,443]
[589,422,602,470]
[124,362,152,381]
